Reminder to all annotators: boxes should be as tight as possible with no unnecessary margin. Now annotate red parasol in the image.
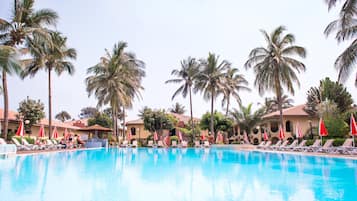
[279,125,285,140]
[350,114,357,147]
[295,122,303,139]
[127,131,132,141]
[263,130,269,141]
[177,130,183,142]
[38,125,45,138]
[16,120,24,137]
[52,127,59,139]
[201,132,206,141]
[319,118,328,146]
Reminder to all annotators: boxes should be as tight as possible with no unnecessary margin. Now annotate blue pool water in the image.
[0,148,356,201]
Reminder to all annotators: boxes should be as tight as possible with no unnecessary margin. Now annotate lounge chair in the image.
[22,138,39,150]
[181,141,188,148]
[280,140,298,151]
[194,140,201,148]
[302,139,321,152]
[157,140,164,148]
[120,140,129,148]
[333,139,353,154]
[267,140,282,150]
[203,140,210,148]
[259,141,272,149]
[147,140,154,148]
[51,139,66,149]
[132,140,138,148]
[316,139,334,153]
[0,138,17,156]
[12,138,31,151]
[274,140,289,151]
[171,141,178,148]
[292,140,307,151]
[257,141,266,148]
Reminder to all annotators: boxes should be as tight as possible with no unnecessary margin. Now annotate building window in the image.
[130,127,136,135]
[252,128,259,134]
[170,129,176,136]
[286,121,291,132]
[270,122,279,133]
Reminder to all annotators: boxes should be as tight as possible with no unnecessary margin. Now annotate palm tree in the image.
[245,26,306,129]
[55,111,71,122]
[86,41,145,140]
[221,67,250,116]
[230,103,264,135]
[22,32,77,138]
[261,95,294,114]
[169,102,186,114]
[195,53,230,140]
[0,0,58,139]
[324,0,357,86]
[165,57,199,131]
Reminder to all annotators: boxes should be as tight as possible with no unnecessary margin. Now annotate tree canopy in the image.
[17,97,45,133]
[199,111,233,134]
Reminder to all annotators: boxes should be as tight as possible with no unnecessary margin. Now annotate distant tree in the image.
[55,111,71,122]
[230,103,264,134]
[199,111,233,134]
[305,77,353,116]
[103,107,124,120]
[261,95,294,114]
[87,112,112,128]
[17,97,45,133]
[169,102,186,114]
[141,108,175,137]
[79,107,99,119]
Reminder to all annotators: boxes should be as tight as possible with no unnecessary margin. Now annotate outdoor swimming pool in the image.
[0,148,356,201]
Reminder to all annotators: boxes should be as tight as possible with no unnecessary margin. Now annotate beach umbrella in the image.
[319,118,328,146]
[201,132,206,141]
[38,125,45,138]
[52,127,59,139]
[64,128,69,139]
[177,130,183,142]
[153,131,158,142]
[16,120,24,137]
[127,130,132,141]
[279,125,285,140]
[295,122,303,139]
[350,114,357,146]
[243,130,249,144]
[263,130,269,141]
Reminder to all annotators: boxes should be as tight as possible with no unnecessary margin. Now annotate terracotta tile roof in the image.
[169,113,200,123]
[65,118,89,127]
[0,108,18,121]
[263,104,309,119]
[126,119,143,125]
[77,124,112,131]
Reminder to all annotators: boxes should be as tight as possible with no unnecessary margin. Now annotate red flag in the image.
[16,120,24,137]
[201,132,206,141]
[295,122,303,138]
[52,127,59,139]
[351,114,357,136]
[279,125,285,140]
[38,125,45,138]
[319,118,328,137]
[263,130,269,141]
[153,131,158,141]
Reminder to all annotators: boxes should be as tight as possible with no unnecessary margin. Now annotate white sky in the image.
[0,0,356,121]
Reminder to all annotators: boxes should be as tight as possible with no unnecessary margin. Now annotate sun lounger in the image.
[259,141,271,149]
[203,140,210,148]
[181,141,188,148]
[194,140,201,148]
[275,140,289,151]
[51,139,66,149]
[302,139,321,152]
[46,139,59,149]
[267,140,282,150]
[12,138,31,151]
[171,140,177,148]
[292,140,307,151]
[132,140,138,148]
[22,138,39,150]
[157,140,164,148]
[280,140,298,151]
[120,140,129,148]
[316,139,334,153]
[257,141,266,148]
[332,139,353,154]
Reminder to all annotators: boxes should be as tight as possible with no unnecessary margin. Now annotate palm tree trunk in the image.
[122,107,126,140]
[277,94,284,129]
[225,94,230,116]
[2,71,9,139]
[189,86,194,134]
[48,69,52,139]
[112,108,118,143]
[210,89,215,141]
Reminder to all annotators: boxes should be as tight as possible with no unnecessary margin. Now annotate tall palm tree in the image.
[86,41,145,140]
[169,102,186,114]
[22,32,76,138]
[0,0,58,139]
[55,111,71,122]
[262,95,294,114]
[195,53,230,140]
[165,57,199,132]
[221,67,250,116]
[324,0,357,86]
[245,26,306,129]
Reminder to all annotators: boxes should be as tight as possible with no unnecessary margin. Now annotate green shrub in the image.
[331,138,346,146]
[305,139,315,146]
[6,131,15,141]
[325,117,349,138]
[170,136,178,143]
[13,136,35,144]
[231,141,241,144]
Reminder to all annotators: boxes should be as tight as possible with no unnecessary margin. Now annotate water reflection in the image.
[0,148,356,201]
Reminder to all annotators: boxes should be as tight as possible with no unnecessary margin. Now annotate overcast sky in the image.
[0,0,356,121]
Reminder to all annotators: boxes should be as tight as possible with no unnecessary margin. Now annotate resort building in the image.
[248,104,319,144]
